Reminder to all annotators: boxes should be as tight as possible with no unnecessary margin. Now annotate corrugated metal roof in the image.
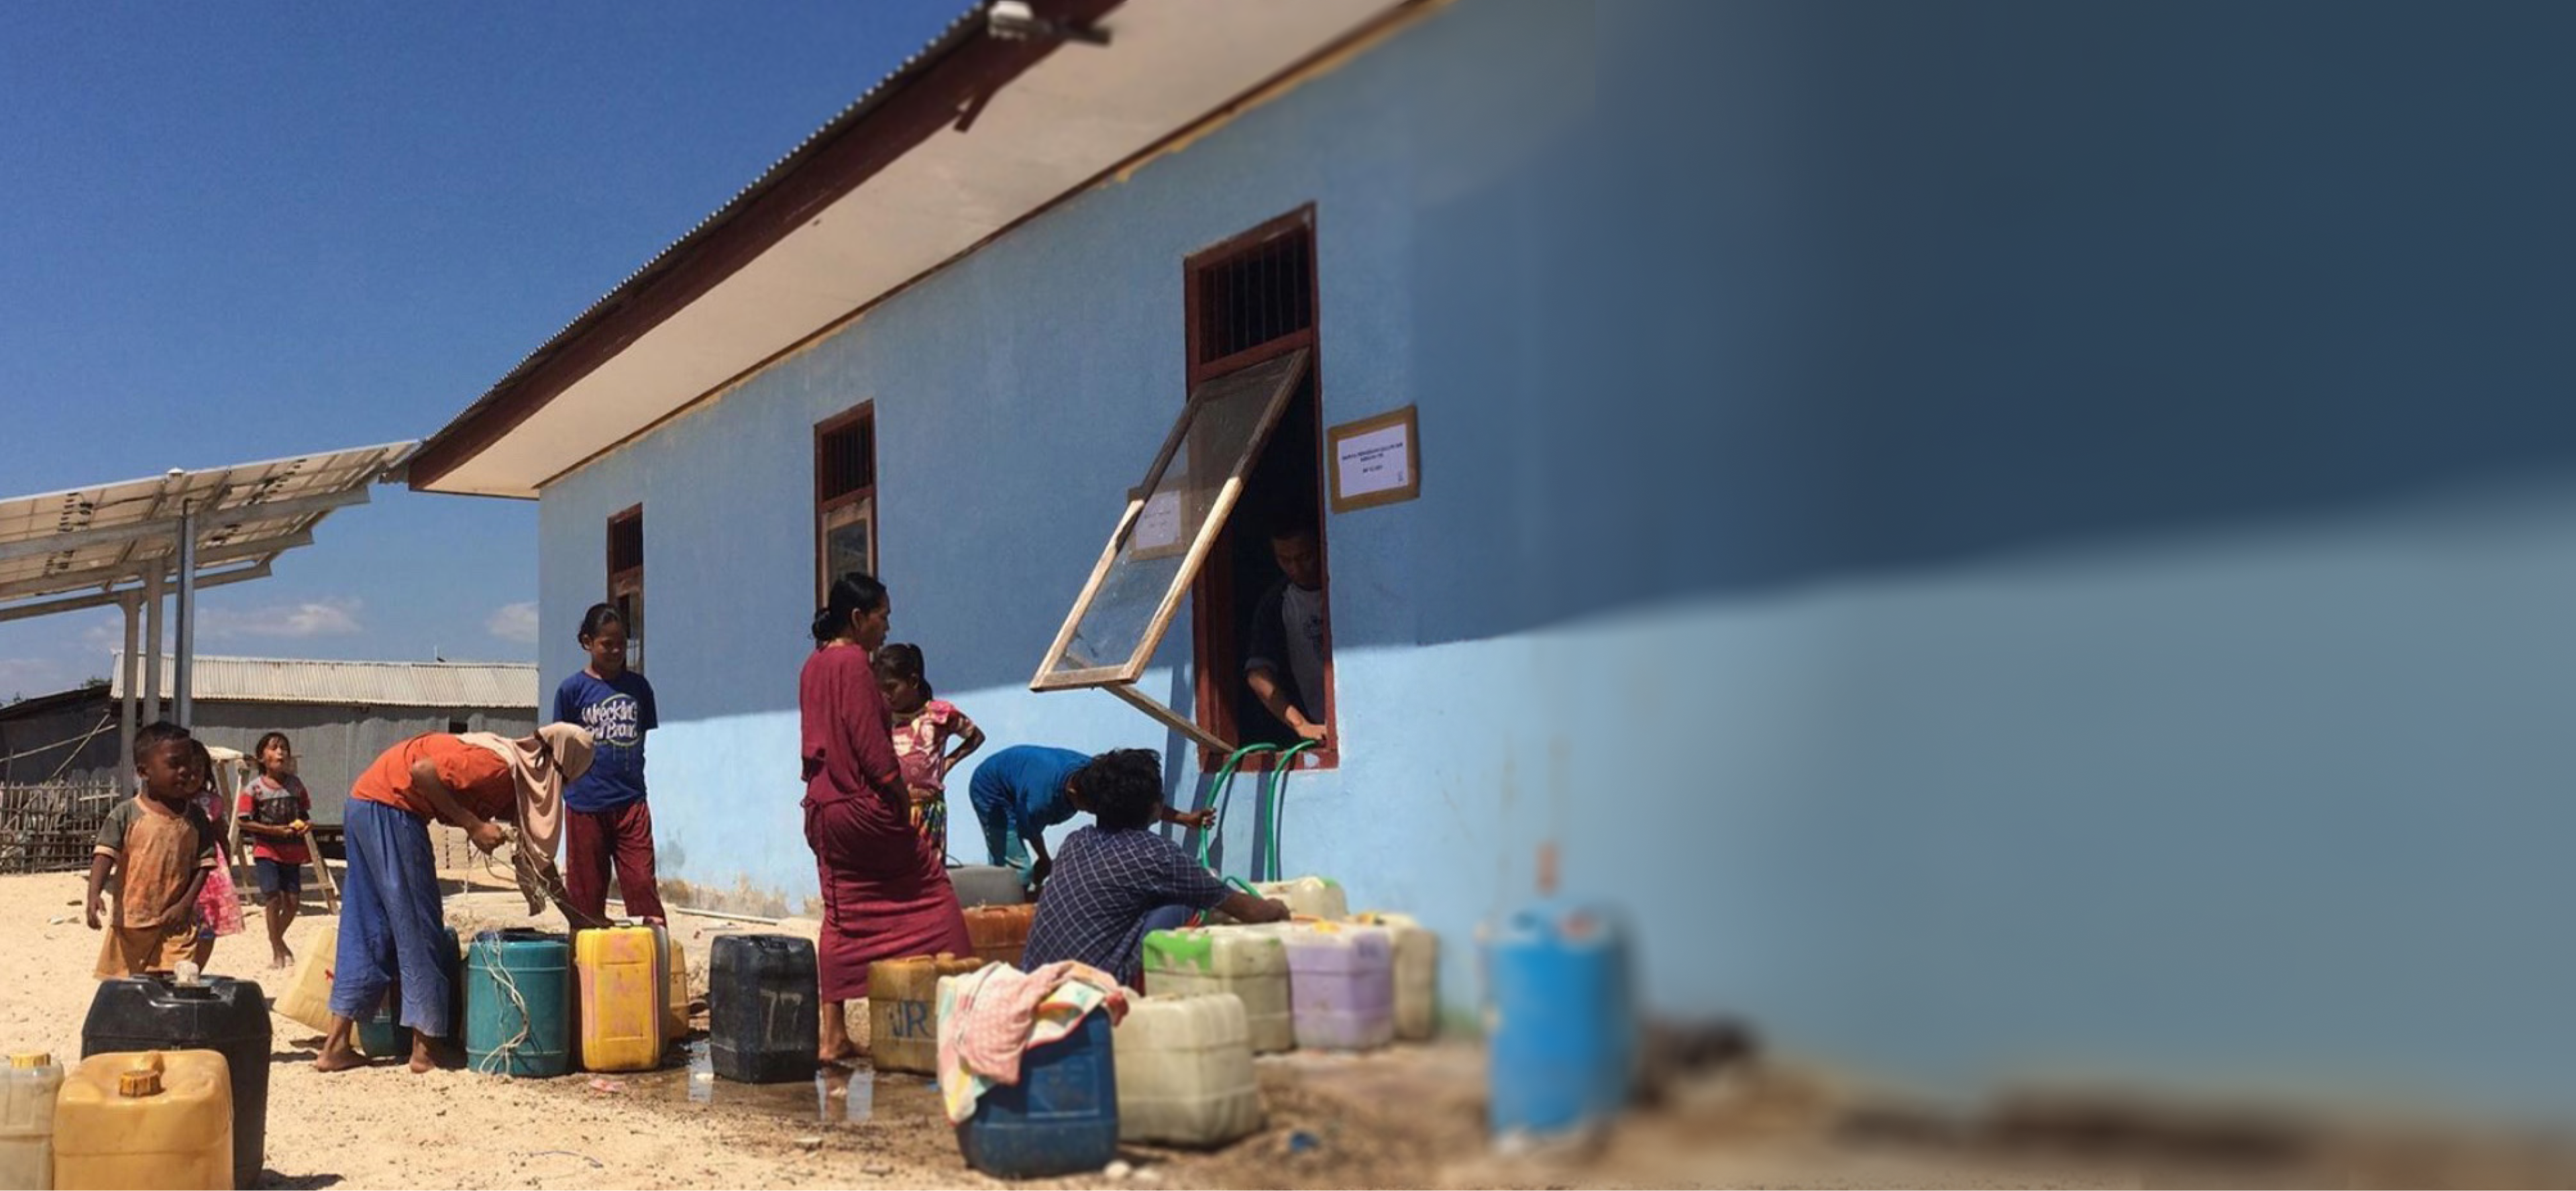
[109,654,537,709]
[412,3,996,482]
[410,0,1411,497]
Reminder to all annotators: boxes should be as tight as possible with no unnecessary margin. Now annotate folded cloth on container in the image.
[937,960,1127,1123]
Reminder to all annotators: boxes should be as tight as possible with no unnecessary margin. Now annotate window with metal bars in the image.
[606,510,643,576]
[605,505,643,671]
[818,413,875,503]
[814,404,878,603]
[1191,219,1315,373]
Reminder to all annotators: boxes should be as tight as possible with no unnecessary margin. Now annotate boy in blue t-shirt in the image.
[967,744,1211,894]
[553,603,663,923]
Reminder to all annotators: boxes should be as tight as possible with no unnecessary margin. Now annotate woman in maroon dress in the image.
[801,572,973,1064]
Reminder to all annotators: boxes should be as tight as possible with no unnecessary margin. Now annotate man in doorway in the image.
[1244,518,1331,744]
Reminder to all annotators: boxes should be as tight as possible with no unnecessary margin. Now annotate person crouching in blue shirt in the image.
[552,603,665,923]
[1019,749,1287,988]
[967,743,1212,896]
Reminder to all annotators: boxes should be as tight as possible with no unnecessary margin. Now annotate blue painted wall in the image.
[531,1,2576,1115]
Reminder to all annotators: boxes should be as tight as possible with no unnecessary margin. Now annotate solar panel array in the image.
[0,442,414,614]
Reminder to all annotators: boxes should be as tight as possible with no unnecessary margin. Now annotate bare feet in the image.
[818,1000,860,1068]
[317,1017,365,1072]
[270,949,294,970]
[410,1035,464,1074]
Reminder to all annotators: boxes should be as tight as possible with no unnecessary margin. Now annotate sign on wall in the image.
[1328,405,1421,513]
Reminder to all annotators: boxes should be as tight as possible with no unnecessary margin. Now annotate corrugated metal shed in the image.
[110,654,537,709]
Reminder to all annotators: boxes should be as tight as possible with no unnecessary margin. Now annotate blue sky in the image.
[0,1,963,698]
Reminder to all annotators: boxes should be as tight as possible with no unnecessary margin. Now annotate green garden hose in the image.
[1193,743,1277,873]
[1258,739,1322,882]
[1194,739,1320,885]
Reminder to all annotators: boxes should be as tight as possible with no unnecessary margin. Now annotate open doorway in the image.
[1201,374,1330,755]
[1187,208,1336,768]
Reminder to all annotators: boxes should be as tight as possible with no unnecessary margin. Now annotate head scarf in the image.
[459,724,596,919]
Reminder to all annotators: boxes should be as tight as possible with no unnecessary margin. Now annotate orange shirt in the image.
[349,734,517,823]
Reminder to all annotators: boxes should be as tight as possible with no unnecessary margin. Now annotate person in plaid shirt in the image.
[1020,749,1288,988]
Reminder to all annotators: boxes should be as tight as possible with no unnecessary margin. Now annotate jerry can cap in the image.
[117,1053,167,1098]
[7,1051,48,1069]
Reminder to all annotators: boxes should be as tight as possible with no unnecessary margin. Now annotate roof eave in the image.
[408,0,1124,496]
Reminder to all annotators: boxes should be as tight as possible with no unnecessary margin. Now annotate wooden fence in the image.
[0,780,118,874]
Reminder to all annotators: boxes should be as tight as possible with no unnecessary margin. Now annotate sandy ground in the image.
[0,868,2158,1190]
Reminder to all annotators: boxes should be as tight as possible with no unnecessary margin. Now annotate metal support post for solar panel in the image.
[117,594,139,794]
[174,506,195,729]
[142,567,164,724]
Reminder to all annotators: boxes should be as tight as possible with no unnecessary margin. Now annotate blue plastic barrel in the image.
[466,929,572,1077]
[955,1011,1120,1178]
[1483,902,1637,1137]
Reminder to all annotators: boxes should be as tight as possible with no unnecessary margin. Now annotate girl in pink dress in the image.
[873,643,984,859]
[185,739,245,966]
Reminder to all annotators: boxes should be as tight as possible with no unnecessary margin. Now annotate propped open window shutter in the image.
[1032,347,1312,695]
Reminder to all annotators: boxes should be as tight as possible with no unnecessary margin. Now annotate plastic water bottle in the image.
[845,1067,874,1123]
[686,1039,713,1104]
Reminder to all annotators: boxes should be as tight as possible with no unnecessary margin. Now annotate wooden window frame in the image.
[814,402,879,605]
[1185,206,1336,773]
[605,503,644,672]
[1030,350,1312,694]
[1185,207,1320,385]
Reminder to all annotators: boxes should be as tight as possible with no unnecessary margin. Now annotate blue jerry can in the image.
[956,1011,1120,1178]
[1483,902,1638,1138]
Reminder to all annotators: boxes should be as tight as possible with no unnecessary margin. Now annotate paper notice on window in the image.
[1131,488,1185,553]
[1335,421,1413,501]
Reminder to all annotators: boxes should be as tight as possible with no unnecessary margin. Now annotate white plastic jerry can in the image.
[1141,927,1294,1054]
[1279,921,1397,1051]
[1254,876,1348,921]
[0,1051,64,1191]
[1113,994,1263,1147]
[1351,911,1440,1041]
